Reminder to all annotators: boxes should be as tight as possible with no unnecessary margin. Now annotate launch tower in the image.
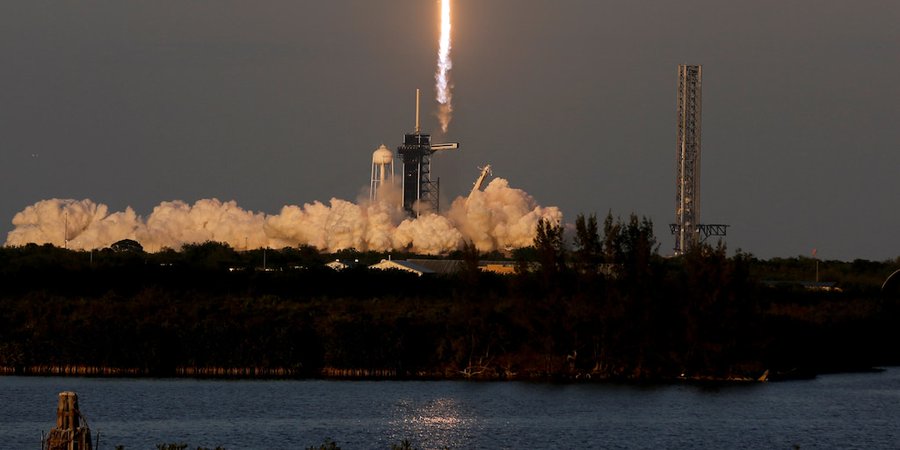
[670,64,727,254]
[397,89,458,216]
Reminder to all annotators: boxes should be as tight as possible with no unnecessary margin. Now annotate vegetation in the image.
[1,213,899,381]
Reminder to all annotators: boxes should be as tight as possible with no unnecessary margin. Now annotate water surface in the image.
[3,369,899,449]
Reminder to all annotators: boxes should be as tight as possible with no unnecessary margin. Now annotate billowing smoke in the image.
[5,178,562,255]
[435,0,453,133]
[448,178,558,252]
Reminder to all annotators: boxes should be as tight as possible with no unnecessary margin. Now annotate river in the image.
[3,368,899,449]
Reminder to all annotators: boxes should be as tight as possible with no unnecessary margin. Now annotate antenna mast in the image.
[415,88,421,134]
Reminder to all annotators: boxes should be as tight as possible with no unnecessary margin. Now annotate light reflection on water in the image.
[3,370,900,449]
[392,397,471,449]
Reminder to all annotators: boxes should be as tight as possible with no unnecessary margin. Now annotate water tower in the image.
[370,144,395,202]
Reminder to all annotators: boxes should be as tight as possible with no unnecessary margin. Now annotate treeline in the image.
[1,213,898,381]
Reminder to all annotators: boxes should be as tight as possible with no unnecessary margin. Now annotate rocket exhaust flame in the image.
[435,0,453,133]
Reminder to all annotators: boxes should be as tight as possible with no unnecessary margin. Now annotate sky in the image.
[1,0,898,261]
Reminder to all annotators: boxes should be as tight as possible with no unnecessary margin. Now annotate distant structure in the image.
[370,144,394,202]
[466,165,492,205]
[670,64,727,255]
[370,259,436,276]
[883,268,900,295]
[397,89,459,217]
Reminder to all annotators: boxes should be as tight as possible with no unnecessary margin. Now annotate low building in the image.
[407,258,463,275]
[479,261,517,275]
[326,259,358,271]
[369,259,435,276]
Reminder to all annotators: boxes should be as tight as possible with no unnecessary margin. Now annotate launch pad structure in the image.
[398,89,459,217]
[670,64,728,255]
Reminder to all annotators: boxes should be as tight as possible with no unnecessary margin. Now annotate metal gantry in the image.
[671,65,727,254]
[398,132,437,216]
[673,64,703,255]
[396,89,458,217]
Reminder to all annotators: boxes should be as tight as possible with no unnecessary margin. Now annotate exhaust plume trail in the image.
[435,0,453,133]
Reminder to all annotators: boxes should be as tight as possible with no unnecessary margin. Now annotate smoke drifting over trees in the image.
[5,178,562,254]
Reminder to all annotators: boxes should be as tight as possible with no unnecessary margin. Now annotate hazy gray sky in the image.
[2,1,898,260]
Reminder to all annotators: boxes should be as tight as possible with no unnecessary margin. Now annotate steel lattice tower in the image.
[673,64,703,255]
[398,131,437,216]
[397,89,459,217]
[670,65,728,254]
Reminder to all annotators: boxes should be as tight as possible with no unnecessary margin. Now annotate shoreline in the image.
[0,364,841,383]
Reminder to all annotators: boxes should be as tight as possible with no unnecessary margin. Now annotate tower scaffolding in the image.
[397,89,458,217]
[671,64,727,254]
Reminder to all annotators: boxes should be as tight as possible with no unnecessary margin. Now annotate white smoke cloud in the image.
[138,199,268,251]
[364,197,402,251]
[394,213,463,254]
[72,208,142,249]
[5,178,562,255]
[448,178,563,252]
[7,199,141,249]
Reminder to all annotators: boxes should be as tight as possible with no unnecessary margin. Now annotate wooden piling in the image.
[44,391,93,450]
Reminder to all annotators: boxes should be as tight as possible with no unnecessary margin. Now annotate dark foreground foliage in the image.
[1,215,899,381]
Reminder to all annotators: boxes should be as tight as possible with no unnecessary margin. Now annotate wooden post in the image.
[57,391,77,430]
[47,392,93,450]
